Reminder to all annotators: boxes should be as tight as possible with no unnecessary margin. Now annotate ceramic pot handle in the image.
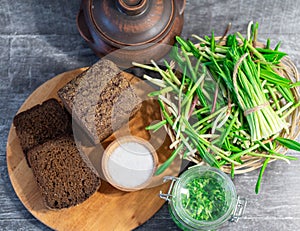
[76,8,94,44]
[176,0,186,15]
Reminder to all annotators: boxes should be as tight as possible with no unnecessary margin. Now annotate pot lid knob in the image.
[90,0,175,45]
[117,0,147,15]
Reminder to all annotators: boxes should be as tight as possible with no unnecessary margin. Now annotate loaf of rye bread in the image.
[13,98,72,164]
[13,99,101,209]
[27,135,101,209]
[58,59,141,143]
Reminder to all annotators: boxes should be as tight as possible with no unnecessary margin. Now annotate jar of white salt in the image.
[102,136,158,191]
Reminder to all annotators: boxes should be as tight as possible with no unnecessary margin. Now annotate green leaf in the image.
[276,137,300,152]
[276,85,295,103]
[211,30,216,52]
[155,144,183,175]
[176,36,191,52]
[255,157,270,194]
[229,144,243,152]
[217,110,239,146]
[290,81,300,88]
[187,40,201,59]
[146,120,167,131]
[231,163,235,179]
[262,53,287,63]
[266,38,271,49]
[226,34,237,47]
[275,41,282,51]
[170,45,184,67]
[270,150,298,161]
[204,35,211,42]
[260,68,291,87]
[255,48,287,56]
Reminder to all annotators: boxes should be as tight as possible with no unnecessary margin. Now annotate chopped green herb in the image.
[181,176,228,221]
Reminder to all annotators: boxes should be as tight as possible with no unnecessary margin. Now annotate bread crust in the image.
[27,135,101,210]
[58,59,141,144]
[13,98,72,166]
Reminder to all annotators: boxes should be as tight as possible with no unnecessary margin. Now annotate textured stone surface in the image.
[1,0,300,230]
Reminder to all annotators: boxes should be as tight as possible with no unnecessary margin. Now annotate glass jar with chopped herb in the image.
[160,166,246,230]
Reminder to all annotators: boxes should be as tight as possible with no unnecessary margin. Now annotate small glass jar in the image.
[160,166,246,231]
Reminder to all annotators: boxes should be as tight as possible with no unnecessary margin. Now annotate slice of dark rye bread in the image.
[13,98,72,165]
[27,135,101,209]
[58,59,142,144]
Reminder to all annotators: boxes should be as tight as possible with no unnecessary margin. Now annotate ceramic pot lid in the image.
[90,0,174,46]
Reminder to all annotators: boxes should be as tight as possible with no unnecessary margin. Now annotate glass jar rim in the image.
[170,166,237,229]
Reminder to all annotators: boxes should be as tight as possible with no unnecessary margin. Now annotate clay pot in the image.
[77,0,186,66]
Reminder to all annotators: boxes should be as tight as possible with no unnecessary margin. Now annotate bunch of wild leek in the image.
[133,22,300,193]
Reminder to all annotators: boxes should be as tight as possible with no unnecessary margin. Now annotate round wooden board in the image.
[6,68,178,231]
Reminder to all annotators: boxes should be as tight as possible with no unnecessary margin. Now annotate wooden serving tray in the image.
[6,68,180,231]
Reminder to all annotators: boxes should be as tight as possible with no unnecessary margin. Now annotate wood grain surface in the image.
[6,68,181,231]
[1,0,300,230]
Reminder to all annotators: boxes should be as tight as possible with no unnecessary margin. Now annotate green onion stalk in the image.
[133,22,300,193]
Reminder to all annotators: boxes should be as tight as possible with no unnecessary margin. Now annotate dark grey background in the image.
[1,0,300,230]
